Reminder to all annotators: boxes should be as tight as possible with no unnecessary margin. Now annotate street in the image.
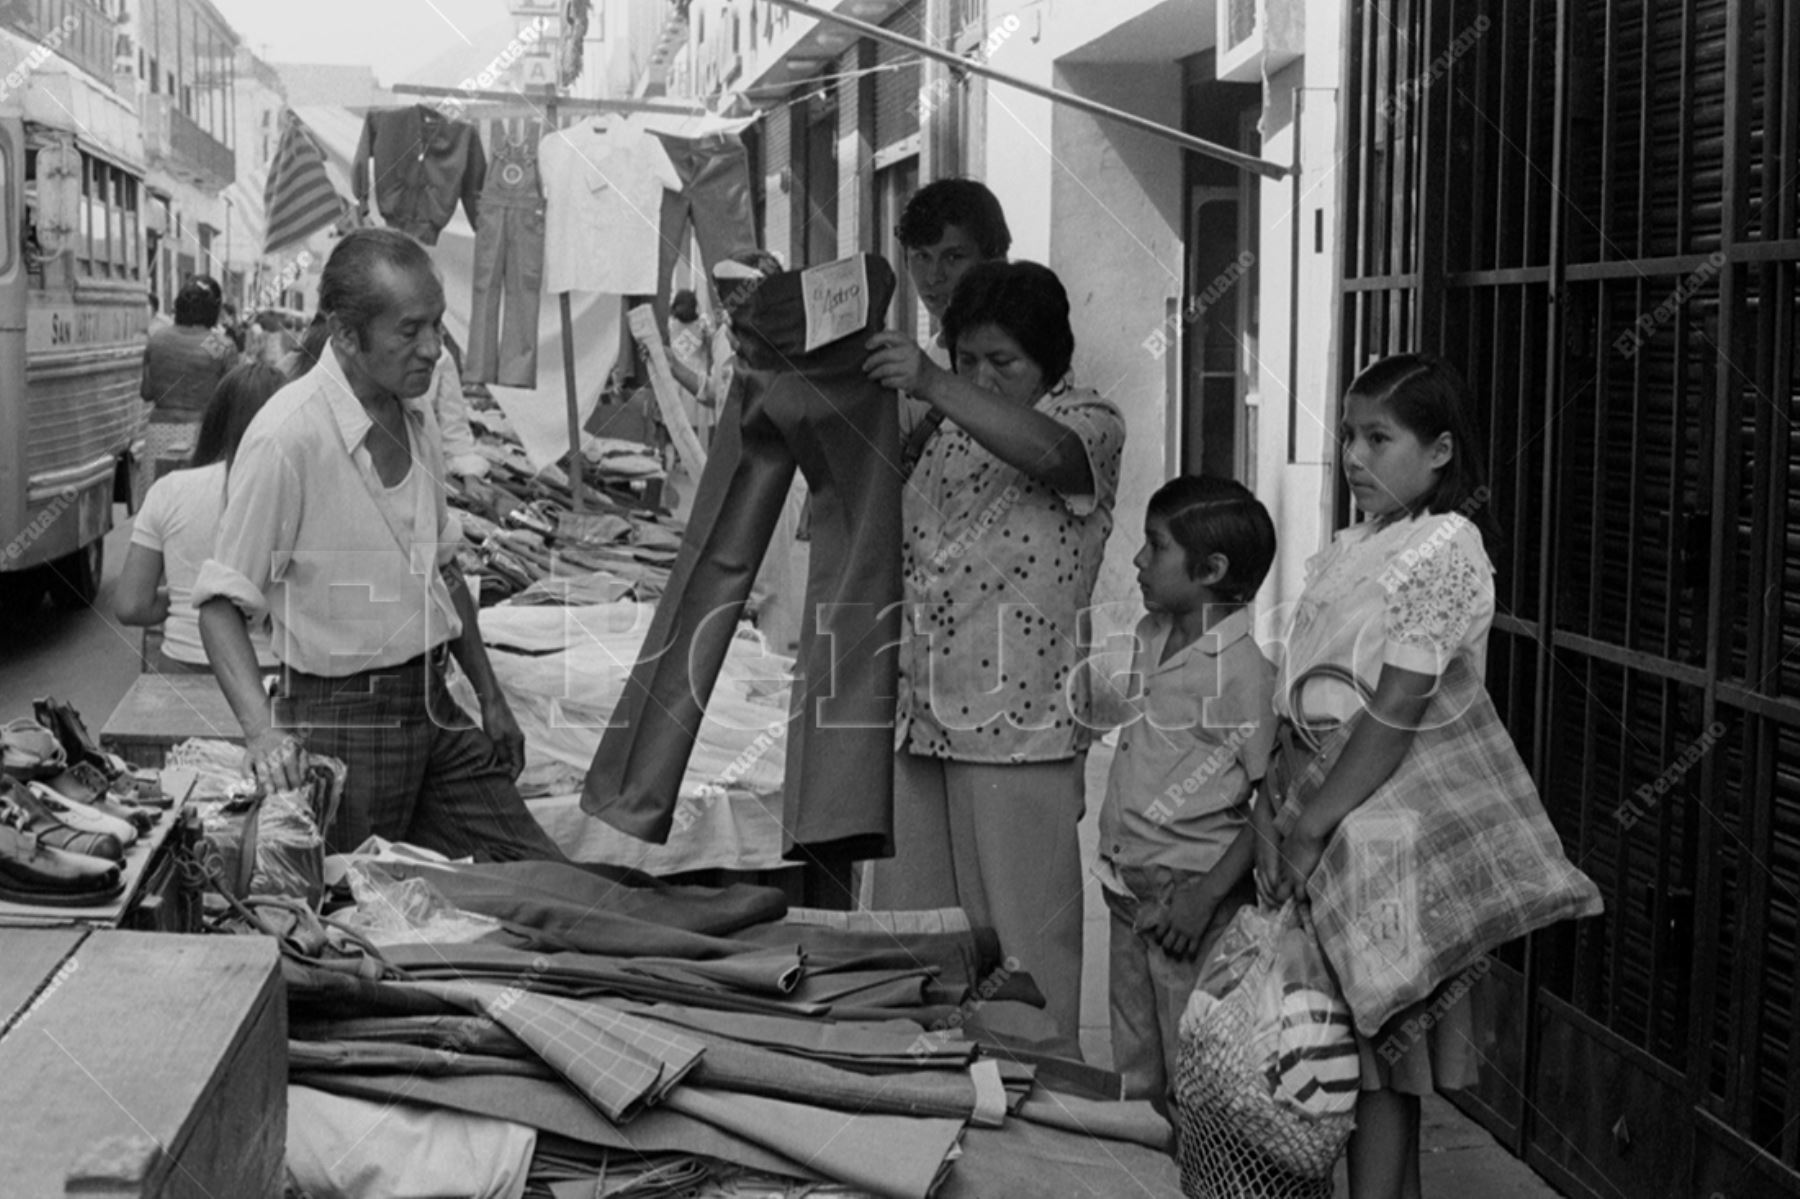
[0,507,148,739]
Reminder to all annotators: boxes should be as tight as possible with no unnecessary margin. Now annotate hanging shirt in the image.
[352,106,487,245]
[539,116,681,294]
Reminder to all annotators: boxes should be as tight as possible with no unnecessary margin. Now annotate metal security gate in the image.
[1340,2,1800,1196]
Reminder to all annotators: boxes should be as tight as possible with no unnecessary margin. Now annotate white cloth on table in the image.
[285,1085,534,1199]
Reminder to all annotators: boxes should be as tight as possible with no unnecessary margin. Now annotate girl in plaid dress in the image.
[1259,353,1499,1199]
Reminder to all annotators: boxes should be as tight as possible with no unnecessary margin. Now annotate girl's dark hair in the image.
[191,363,286,469]
[942,260,1075,387]
[1345,352,1497,543]
[1147,475,1277,604]
[897,178,1011,259]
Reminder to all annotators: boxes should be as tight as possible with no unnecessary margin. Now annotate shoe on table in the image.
[40,763,156,833]
[0,797,122,907]
[3,778,124,861]
[32,697,114,778]
[1,718,67,780]
[22,782,137,849]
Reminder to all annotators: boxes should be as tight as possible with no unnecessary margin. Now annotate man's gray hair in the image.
[319,228,437,345]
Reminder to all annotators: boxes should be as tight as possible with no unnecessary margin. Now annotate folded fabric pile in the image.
[283,858,1185,1198]
[450,412,683,606]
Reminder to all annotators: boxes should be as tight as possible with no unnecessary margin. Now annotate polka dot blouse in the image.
[897,386,1126,763]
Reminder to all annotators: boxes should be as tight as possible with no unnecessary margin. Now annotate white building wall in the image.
[1048,59,1183,636]
[1252,0,1342,621]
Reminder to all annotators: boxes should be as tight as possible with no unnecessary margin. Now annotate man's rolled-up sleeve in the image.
[191,435,302,622]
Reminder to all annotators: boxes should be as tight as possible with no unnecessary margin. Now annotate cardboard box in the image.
[0,930,285,1197]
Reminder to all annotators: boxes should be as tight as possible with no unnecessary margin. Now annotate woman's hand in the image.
[863,331,942,395]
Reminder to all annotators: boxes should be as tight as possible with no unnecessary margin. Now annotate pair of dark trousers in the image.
[583,255,902,863]
[465,202,545,387]
[277,650,565,862]
[653,132,758,328]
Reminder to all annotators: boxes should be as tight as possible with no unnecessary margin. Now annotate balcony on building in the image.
[142,93,235,193]
[0,0,117,85]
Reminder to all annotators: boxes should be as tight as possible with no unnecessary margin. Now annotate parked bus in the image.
[0,78,148,613]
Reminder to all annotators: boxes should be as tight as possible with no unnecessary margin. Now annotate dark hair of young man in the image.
[896,178,1012,259]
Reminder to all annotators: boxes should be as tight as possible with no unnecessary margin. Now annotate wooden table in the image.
[99,672,242,768]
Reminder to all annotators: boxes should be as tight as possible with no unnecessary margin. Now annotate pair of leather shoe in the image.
[0,789,122,907]
[33,697,118,778]
[1,717,66,779]
[14,780,138,861]
[36,762,156,834]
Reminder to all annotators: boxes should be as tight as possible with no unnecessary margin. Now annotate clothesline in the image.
[739,54,927,101]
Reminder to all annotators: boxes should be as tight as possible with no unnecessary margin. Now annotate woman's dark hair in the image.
[191,363,286,469]
[1344,353,1497,543]
[291,313,331,378]
[1147,475,1277,604]
[172,280,222,328]
[670,288,700,322]
[942,260,1075,387]
[319,227,438,346]
[897,178,1011,259]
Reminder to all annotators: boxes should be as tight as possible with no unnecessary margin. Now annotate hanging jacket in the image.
[352,106,486,245]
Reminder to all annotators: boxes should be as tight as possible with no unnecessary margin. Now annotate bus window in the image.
[68,154,142,282]
[0,136,10,278]
[78,155,93,276]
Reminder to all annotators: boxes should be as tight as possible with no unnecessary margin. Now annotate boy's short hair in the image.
[896,178,1011,259]
[1147,475,1276,604]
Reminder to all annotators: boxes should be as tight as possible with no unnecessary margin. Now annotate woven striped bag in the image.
[1173,901,1358,1195]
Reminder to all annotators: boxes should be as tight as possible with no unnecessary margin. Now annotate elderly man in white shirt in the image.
[193,228,564,861]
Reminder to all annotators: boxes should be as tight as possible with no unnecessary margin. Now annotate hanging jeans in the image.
[466,135,546,388]
[653,132,759,330]
[583,255,902,865]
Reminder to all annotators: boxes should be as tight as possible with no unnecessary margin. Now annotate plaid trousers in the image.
[276,650,566,862]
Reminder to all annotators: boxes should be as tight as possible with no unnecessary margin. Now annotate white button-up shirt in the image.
[192,346,464,677]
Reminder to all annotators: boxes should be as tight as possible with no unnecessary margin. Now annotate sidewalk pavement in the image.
[1076,740,1566,1199]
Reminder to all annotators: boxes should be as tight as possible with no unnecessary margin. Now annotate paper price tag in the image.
[801,256,870,353]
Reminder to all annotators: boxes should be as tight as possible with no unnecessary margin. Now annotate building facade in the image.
[663,0,1332,649]
[121,0,238,308]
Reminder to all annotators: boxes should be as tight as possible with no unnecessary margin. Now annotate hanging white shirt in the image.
[539,116,680,295]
